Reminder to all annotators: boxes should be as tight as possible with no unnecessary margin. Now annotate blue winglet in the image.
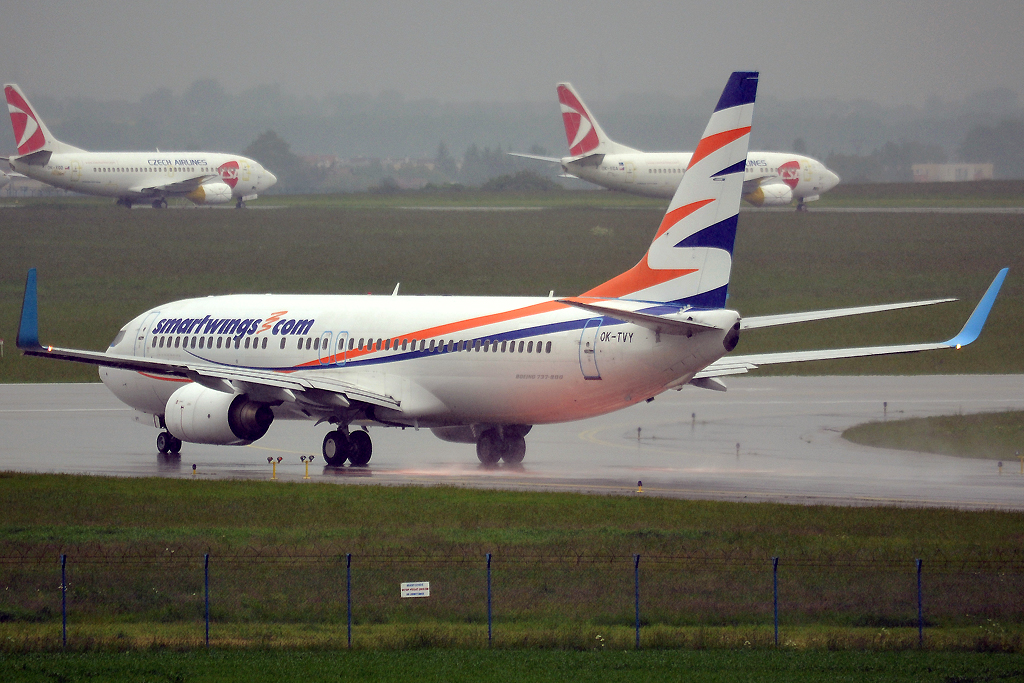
[17,268,41,349]
[944,267,1008,348]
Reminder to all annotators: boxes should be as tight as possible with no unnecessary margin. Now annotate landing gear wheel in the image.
[168,436,182,454]
[156,431,172,454]
[322,431,349,467]
[236,198,245,209]
[796,202,807,212]
[501,435,526,464]
[476,429,503,465]
[348,430,372,466]
[152,199,168,209]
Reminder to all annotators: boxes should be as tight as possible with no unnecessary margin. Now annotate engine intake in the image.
[743,183,793,207]
[165,383,274,445]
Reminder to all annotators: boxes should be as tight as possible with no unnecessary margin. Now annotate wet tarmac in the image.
[2,376,1023,510]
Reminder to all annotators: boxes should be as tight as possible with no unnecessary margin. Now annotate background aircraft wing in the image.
[132,174,219,196]
[697,268,1007,379]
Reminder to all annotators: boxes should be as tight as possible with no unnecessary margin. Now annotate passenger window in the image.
[546,341,552,353]
[518,341,524,353]
[527,341,534,353]
[234,338,240,349]
[152,336,157,347]
[402,339,408,351]
[385,339,391,350]
[245,338,250,349]
[262,337,268,349]
[429,339,436,351]
[280,338,286,349]
[191,337,197,349]
[501,341,507,352]
[314,338,320,351]
[217,337,222,349]
[175,337,180,348]
[199,337,204,349]
[159,337,165,348]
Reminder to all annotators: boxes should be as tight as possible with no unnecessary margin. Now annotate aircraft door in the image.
[240,161,251,183]
[135,310,161,357]
[335,332,349,366]
[802,160,812,183]
[318,331,333,365]
[579,318,602,380]
[70,160,81,182]
[625,162,635,183]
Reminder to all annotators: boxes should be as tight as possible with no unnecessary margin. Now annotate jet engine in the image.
[743,183,793,207]
[185,181,233,205]
[164,383,274,445]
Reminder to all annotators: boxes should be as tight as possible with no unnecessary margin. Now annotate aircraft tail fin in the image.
[556,82,638,157]
[4,84,83,156]
[580,71,758,306]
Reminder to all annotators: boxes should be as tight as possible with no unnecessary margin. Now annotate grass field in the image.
[844,410,1024,461]
[3,650,1024,682]
[1,188,1022,382]
[1,474,1023,655]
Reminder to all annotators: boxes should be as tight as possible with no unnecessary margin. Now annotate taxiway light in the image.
[267,457,273,464]
[276,457,283,464]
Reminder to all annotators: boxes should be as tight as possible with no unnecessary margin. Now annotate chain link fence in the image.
[2,545,1023,650]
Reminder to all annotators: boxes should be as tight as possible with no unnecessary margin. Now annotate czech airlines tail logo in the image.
[5,86,46,155]
[557,85,600,156]
[218,161,239,188]
[778,160,800,189]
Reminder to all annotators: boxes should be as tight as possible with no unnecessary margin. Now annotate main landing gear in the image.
[152,198,168,209]
[236,198,246,209]
[322,429,372,467]
[156,431,182,455]
[115,198,133,208]
[476,428,527,466]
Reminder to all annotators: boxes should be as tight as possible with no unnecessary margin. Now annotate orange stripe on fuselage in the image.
[287,299,571,369]
[687,126,751,170]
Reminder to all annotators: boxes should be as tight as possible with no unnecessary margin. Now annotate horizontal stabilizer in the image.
[559,297,723,335]
[507,152,561,164]
[699,268,1008,378]
[741,298,957,330]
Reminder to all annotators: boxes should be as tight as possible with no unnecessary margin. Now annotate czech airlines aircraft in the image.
[3,84,277,208]
[17,73,1006,468]
[0,168,11,190]
[512,82,840,210]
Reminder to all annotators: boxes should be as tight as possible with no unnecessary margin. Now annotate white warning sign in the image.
[400,581,430,598]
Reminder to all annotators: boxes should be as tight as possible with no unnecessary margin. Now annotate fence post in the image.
[204,553,210,648]
[346,553,352,649]
[772,557,779,647]
[60,554,67,649]
[916,558,923,647]
[634,554,641,651]
[486,553,492,646]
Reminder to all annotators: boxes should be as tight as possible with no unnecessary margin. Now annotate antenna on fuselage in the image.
[392,283,400,296]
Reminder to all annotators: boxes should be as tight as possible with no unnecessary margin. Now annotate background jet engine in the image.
[185,181,233,205]
[743,183,793,207]
[164,383,274,445]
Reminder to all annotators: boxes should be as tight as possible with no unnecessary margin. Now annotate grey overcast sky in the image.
[1,1,1021,106]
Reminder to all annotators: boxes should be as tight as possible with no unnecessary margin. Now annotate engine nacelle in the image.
[185,181,233,205]
[165,383,274,445]
[743,183,793,207]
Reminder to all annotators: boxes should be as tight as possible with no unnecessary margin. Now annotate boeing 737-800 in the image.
[4,84,277,208]
[513,82,840,210]
[17,72,1005,468]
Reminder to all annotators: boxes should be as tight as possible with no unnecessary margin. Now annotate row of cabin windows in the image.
[95,167,215,174]
[151,334,553,355]
[153,335,268,350]
[648,168,682,174]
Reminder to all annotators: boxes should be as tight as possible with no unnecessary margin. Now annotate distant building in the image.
[912,163,994,182]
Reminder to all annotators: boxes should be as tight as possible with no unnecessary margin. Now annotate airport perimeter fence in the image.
[1,545,1023,650]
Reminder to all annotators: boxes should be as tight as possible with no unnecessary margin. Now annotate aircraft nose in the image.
[263,170,277,189]
[822,168,840,192]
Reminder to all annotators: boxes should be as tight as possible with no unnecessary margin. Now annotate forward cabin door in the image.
[579,318,602,380]
[135,311,161,357]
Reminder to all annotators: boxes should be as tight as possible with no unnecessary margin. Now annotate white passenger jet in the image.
[17,72,1006,468]
[512,82,840,210]
[0,168,11,190]
[3,84,277,208]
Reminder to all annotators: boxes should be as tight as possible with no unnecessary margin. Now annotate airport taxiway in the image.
[1,376,1022,510]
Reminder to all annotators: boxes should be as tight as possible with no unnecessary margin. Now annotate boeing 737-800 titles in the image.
[513,82,840,210]
[4,84,277,208]
[17,72,1006,468]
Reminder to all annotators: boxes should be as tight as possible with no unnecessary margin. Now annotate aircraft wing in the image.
[697,268,1008,379]
[130,174,219,196]
[15,269,400,412]
[741,298,957,330]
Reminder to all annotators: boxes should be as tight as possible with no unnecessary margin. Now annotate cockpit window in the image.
[109,329,127,347]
